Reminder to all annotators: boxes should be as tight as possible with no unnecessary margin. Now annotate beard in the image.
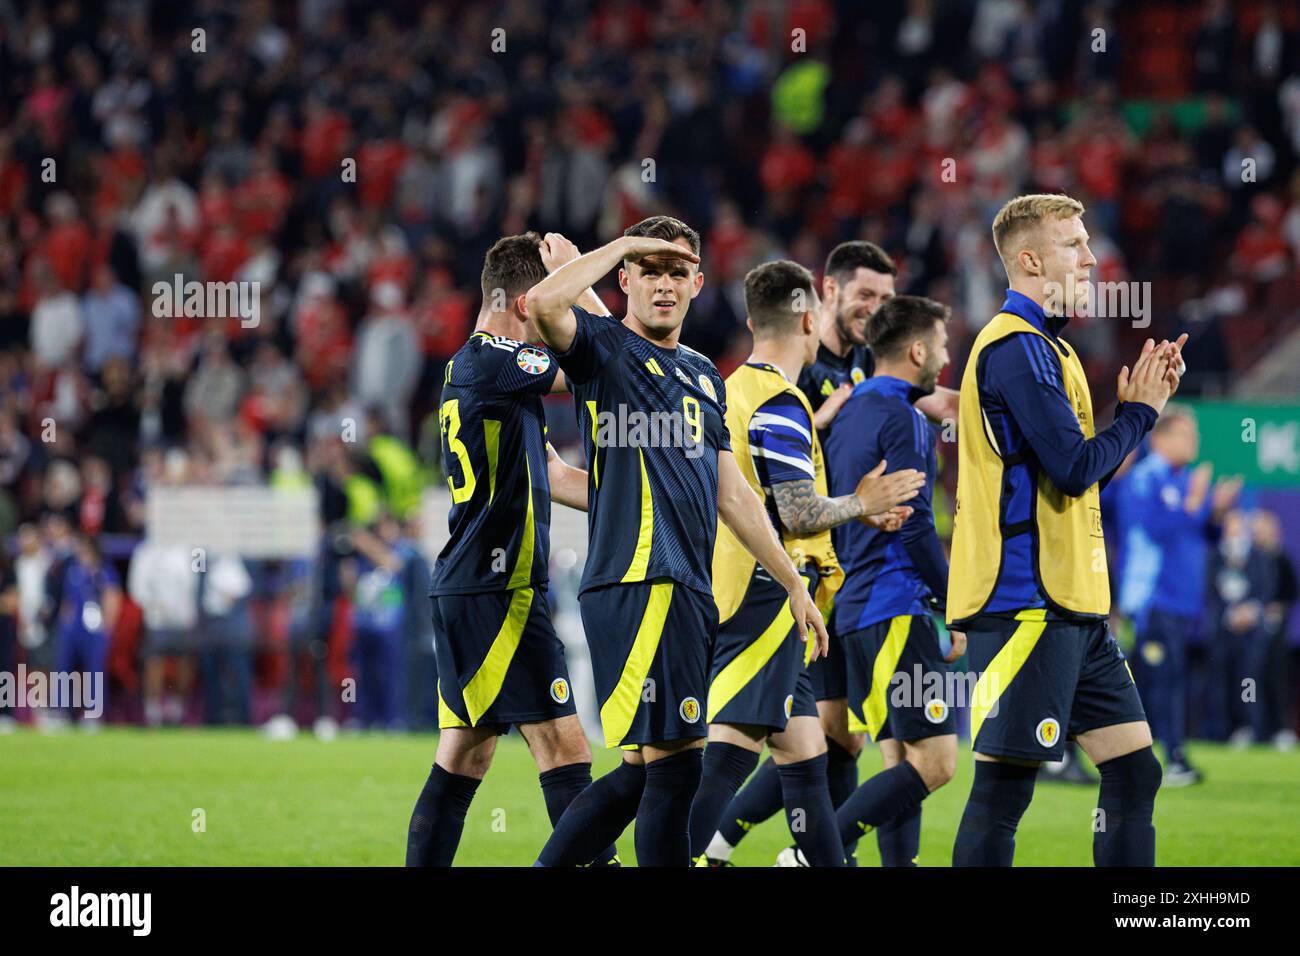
[918,361,942,394]
[835,301,869,347]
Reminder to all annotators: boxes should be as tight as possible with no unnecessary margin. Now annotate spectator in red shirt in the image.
[198,170,235,233]
[199,222,249,285]
[760,126,817,197]
[292,272,351,392]
[1233,194,1291,286]
[42,193,92,293]
[414,268,471,363]
[237,149,292,238]
[24,62,69,153]
[301,97,351,182]
[826,120,873,222]
[0,133,29,218]
[356,107,409,210]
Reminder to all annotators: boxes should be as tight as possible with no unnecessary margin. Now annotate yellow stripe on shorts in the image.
[706,601,794,723]
[600,580,673,748]
[861,615,912,739]
[969,608,1049,744]
[437,682,469,729]
[461,586,534,726]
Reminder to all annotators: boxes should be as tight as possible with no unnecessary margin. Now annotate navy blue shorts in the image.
[965,612,1146,762]
[432,586,577,733]
[582,577,717,749]
[808,602,848,702]
[707,569,819,733]
[844,614,957,743]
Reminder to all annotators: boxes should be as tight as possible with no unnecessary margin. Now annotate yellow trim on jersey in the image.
[646,358,664,376]
[437,682,469,729]
[586,400,600,489]
[619,449,654,583]
[600,580,673,748]
[969,608,1049,744]
[861,615,913,739]
[505,457,536,590]
[483,419,501,504]
[461,587,534,725]
[707,600,795,723]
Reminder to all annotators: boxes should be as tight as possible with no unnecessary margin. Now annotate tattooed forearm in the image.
[772,479,865,534]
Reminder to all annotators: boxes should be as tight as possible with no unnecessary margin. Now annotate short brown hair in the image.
[623,215,701,256]
[481,231,547,305]
[824,241,897,283]
[744,260,817,338]
[991,193,1085,272]
[866,295,950,360]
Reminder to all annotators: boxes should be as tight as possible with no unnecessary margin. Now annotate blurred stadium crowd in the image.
[0,0,1296,739]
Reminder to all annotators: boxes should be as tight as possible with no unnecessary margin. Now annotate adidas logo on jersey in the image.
[481,334,523,351]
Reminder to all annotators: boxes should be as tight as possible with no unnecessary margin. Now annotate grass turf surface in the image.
[2,727,1296,866]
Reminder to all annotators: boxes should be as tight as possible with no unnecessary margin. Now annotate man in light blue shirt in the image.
[82,264,139,375]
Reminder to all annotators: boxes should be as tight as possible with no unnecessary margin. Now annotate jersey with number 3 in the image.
[429,332,557,597]
[556,307,730,597]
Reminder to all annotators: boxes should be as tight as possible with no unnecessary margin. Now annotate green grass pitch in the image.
[2,727,1296,866]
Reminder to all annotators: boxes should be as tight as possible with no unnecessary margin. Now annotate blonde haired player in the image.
[948,194,1186,866]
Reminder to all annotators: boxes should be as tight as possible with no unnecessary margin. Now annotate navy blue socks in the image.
[635,749,704,866]
[535,759,646,867]
[952,760,1039,866]
[406,763,482,866]
[777,754,845,866]
[688,742,760,860]
[1093,748,1161,866]
[539,762,619,865]
[835,759,930,850]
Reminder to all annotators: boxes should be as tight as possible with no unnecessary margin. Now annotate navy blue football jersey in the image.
[429,332,557,596]
[798,341,874,558]
[556,307,730,597]
[824,375,948,632]
[796,341,875,434]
